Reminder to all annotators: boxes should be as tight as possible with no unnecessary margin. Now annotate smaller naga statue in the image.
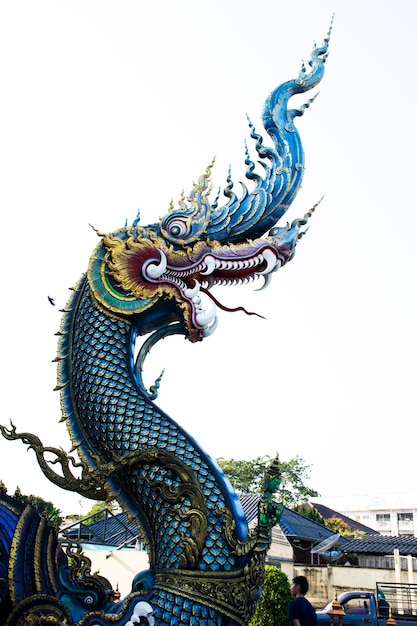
[259,457,285,529]
[0,23,331,626]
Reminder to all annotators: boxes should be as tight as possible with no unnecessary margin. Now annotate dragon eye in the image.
[163,217,191,239]
[170,222,185,236]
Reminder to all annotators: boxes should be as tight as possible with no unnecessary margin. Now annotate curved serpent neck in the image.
[58,275,248,573]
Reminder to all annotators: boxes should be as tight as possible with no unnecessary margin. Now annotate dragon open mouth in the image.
[142,245,279,337]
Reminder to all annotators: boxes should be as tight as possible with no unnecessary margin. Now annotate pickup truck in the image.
[316,583,417,626]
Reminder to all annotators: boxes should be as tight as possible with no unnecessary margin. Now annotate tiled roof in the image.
[311,502,379,535]
[280,507,347,544]
[64,511,139,546]
[342,534,417,556]
[239,494,260,524]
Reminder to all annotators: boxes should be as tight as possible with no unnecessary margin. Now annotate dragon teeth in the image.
[184,280,200,299]
[201,255,216,275]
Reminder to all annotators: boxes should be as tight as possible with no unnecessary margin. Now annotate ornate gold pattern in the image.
[122,448,208,569]
[154,549,267,626]
[5,595,71,626]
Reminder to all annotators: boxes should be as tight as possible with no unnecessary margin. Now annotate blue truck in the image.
[316,583,417,626]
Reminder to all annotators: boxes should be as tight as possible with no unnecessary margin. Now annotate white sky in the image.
[0,0,416,516]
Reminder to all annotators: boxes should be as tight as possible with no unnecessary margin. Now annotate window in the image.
[376,514,391,522]
[343,598,370,615]
[398,512,413,522]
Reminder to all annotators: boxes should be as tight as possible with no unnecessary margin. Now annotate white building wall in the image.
[314,493,417,537]
[82,544,150,599]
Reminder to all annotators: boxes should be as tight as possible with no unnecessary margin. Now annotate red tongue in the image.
[200,287,265,319]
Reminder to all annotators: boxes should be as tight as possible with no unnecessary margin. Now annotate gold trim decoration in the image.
[117,447,208,569]
[154,549,267,626]
[0,423,110,501]
[4,594,71,626]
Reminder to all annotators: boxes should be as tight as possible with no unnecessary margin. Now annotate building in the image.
[313,493,417,537]
[341,534,417,571]
[311,502,379,536]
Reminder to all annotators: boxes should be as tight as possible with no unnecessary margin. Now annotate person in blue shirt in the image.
[288,576,317,626]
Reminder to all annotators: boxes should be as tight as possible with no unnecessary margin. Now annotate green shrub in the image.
[250,565,292,626]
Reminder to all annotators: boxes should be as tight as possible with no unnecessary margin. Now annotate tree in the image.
[217,457,267,493]
[249,565,291,626]
[324,516,360,540]
[293,502,325,525]
[83,500,120,524]
[11,486,62,527]
[216,454,319,506]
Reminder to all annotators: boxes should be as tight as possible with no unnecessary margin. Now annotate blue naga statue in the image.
[0,26,330,626]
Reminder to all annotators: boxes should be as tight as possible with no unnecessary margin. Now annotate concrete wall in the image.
[292,564,417,609]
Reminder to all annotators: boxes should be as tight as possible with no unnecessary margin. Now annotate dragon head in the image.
[88,29,330,344]
[88,195,314,344]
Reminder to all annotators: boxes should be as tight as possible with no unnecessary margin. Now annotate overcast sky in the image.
[0,0,416,516]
